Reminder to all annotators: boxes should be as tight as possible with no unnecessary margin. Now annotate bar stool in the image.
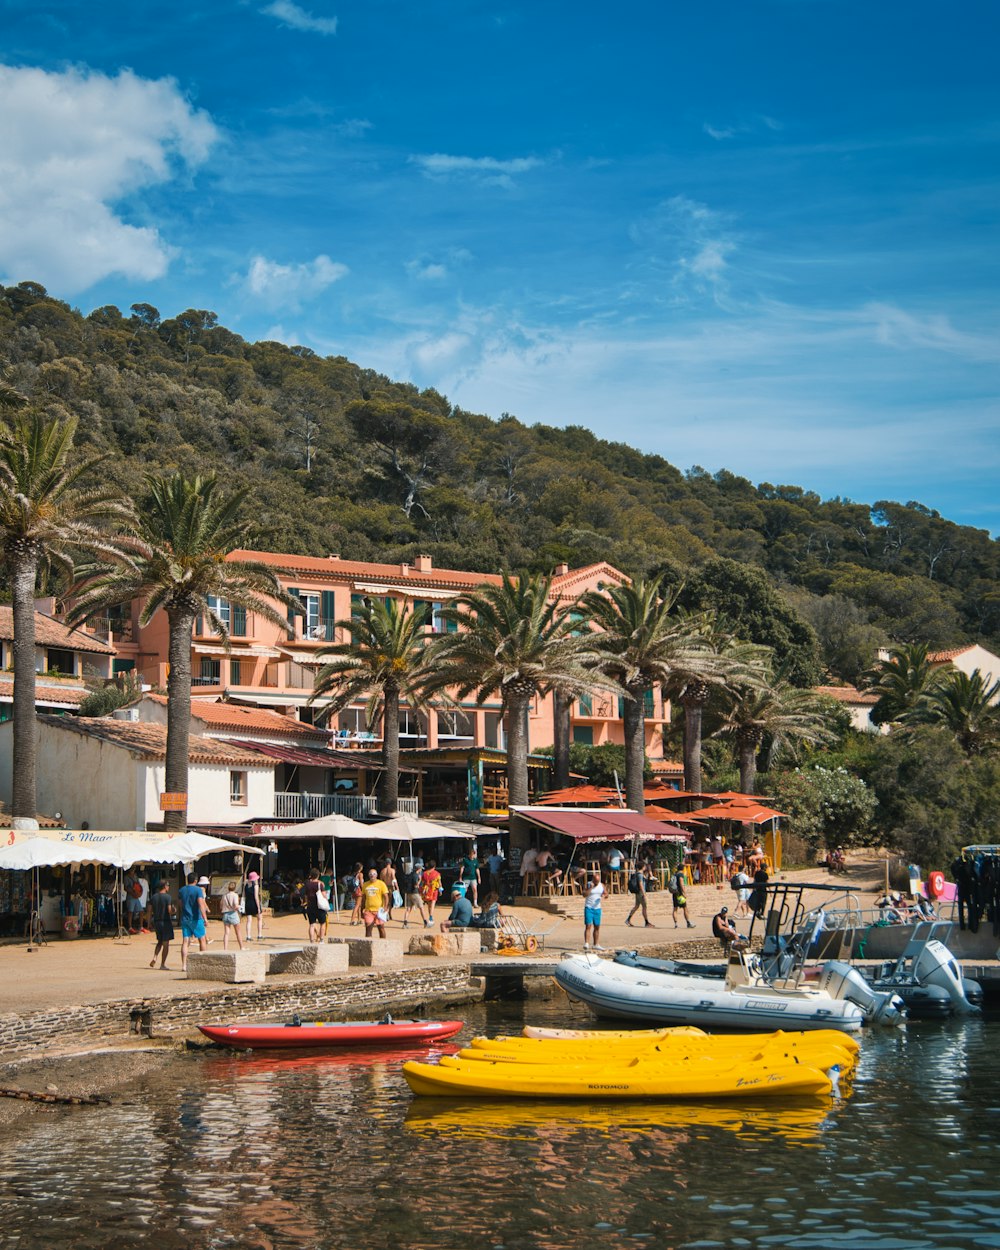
[521,871,541,896]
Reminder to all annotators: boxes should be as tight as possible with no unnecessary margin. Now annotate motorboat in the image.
[553,948,896,1033]
[198,1016,463,1049]
[854,923,981,1018]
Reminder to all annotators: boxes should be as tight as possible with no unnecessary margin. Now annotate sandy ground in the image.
[0,858,889,1016]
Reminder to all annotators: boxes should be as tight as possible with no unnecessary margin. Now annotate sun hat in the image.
[197,876,210,886]
[247,871,259,881]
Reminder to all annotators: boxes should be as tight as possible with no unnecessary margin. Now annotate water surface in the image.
[0,1003,997,1249]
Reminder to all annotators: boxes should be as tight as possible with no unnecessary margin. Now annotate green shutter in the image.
[287,587,299,637]
[644,688,655,717]
[232,604,246,636]
[351,594,365,618]
[321,590,336,640]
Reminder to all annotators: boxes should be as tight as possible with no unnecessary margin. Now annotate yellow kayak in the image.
[455,1040,856,1072]
[523,1025,708,1041]
[402,1057,834,1099]
[495,1027,860,1054]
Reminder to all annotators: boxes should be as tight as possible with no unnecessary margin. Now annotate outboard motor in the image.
[818,960,905,1026]
[912,940,980,1016]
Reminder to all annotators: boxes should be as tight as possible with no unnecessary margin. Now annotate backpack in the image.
[730,875,742,891]
[130,880,143,899]
[628,871,641,892]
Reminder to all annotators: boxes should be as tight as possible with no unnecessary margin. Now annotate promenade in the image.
[0,861,886,1017]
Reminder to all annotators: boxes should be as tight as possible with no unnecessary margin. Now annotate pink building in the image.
[103,550,671,766]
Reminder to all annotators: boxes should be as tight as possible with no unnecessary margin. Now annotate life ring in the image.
[927,870,946,899]
[63,916,78,933]
[524,935,538,954]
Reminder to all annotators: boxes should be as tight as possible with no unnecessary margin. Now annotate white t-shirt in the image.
[585,881,605,909]
[137,877,150,908]
[520,848,539,877]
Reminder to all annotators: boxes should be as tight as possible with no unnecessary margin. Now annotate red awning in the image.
[691,800,787,823]
[515,807,689,843]
[229,740,416,772]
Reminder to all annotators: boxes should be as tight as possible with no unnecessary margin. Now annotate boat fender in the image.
[927,871,946,899]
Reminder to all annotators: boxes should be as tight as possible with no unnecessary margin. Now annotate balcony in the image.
[273,793,419,820]
[89,618,134,644]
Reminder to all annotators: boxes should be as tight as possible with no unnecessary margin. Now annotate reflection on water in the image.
[0,1006,999,1248]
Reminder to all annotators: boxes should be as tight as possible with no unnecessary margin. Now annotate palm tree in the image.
[910,668,1000,756]
[0,409,132,822]
[864,642,940,725]
[69,473,298,831]
[714,665,838,794]
[669,624,770,793]
[581,580,715,812]
[309,598,440,814]
[434,573,604,808]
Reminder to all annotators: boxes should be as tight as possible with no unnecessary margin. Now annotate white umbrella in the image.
[371,815,475,842]
[143,832,265,864]
[264,813,371,839]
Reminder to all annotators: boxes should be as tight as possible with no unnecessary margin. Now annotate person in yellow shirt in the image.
[361,869,390,938]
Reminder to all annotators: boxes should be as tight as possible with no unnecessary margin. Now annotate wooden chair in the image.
[521,871,541,897]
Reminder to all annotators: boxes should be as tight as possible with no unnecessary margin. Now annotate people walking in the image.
[303,868,324,942]
[399,861,429,928]
[379,858,398,920]
[220,880,245,950]
[178,873,209,973]
[420,859,443,923]
[669,868,695,929]
[149,879,174,970]
[459,847,481,906]
[625,861,655,928]
[361,869,390,938]
[242,871,264,941]
[583,874,606,950]
[732,867,752,917]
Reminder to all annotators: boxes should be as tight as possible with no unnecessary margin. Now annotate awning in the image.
[691,801,787,823]
[192,643,281,658]
[513,807,689,843]
[229,740,409,772]
[0,828,263,869]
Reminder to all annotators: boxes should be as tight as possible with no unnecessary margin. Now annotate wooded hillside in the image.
[1,280,996,684]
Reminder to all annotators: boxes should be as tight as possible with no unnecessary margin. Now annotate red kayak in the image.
[198,1018,464,1050]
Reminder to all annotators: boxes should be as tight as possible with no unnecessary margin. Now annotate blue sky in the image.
[2,1,998,533]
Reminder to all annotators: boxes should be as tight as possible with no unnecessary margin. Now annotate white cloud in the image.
[703,123,737,140]
[260,1,338,35]
[244,253,348,308]
[406,261,448,281]
[0,64,218,293]
[630,195,739,302]
[410,153,543,187]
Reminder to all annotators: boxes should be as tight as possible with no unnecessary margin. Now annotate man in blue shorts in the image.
[178,872,209,972]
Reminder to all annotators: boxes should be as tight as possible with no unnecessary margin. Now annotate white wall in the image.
[949,646,1000,698]
[0,722,275,829]
[0,721,142,829]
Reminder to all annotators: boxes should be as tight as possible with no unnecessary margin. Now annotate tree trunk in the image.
[10,554,38,821]
[738,736,758,796]
[380,684,400,815]
[683,699,703,793]
[164,610,195,833]
[552,689,571,789]
[622,690,645,813]
[506,690,531,809]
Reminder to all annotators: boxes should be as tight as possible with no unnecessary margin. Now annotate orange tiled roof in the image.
[928,647,975,663]
[146,694,324,739]
[38,715,276,767]
[0,607,113,654]
[815,685,879,706]
[550,562,631,594]
[229,549,503,591]
[0,676,90,706]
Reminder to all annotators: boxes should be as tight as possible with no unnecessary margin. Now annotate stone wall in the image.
[0,965,480,1057]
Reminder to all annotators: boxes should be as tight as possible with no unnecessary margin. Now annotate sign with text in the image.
[159,793,188,812]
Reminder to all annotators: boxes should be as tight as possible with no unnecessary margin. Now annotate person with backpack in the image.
[419,859,443,923]
[400,861,431,928]
[669,868,695,929]
[625,861,655,928]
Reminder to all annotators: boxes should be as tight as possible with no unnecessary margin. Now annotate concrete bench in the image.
[327,936,405,966]
[266,944,350,976]
[186,950,267,984]
[406,929,481,957]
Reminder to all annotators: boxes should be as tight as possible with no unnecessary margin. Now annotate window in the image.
[296,593,320,637]
[206,595,231,632]
[197,658,221,686]
[578,693,593,717]
[431,602,456,633]
[45,648,76,676]
[230,771,248,805]
[230,659,243,686]
[112,659,135,675]
[573,726,594,745]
